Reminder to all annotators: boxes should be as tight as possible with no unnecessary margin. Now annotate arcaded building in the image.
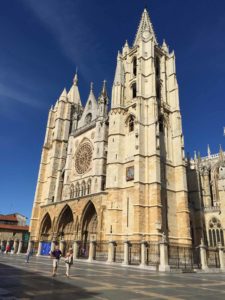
[30,8,192,256]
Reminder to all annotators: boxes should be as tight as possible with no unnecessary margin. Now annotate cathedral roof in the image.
[133,8,157,46]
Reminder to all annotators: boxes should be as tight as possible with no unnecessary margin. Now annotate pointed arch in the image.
[39,213,52,241]
[57,205,74,240]
[81,201,98,242]
[125,114,136,132]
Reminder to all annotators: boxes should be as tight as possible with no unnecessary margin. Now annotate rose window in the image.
[75,142,92,174]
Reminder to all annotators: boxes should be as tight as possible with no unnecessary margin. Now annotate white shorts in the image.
[53,259,59,268]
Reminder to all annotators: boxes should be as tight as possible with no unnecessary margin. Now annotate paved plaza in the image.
[0,255,225,300]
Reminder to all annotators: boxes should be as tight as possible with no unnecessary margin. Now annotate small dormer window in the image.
[85,113,92,124]
[132,82,137,99]
[133,57,137,76]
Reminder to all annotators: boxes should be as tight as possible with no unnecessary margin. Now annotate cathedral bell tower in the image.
[106,9,191,245]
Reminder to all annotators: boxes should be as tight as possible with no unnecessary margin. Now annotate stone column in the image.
[51,240,56,252]
[107,241,115,263]
[27,240,34,252]
[13,240,19,254]
[73,240,79,259]
[17,240,23,254]
[36,241,43,256]
[218,243,225,270]
[123,241,130,265]
[59,240,65,254]
[88,240,96,262]
[140,241,147,267]
[199,239,208,271]
[159,241,170,272]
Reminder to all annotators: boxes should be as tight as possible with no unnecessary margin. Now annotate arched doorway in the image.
[39,213,52,255]
[57,205,74,254]
[80,202,98,258]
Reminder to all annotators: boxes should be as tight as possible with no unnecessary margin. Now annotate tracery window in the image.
[75,183,80,197]
[81,181,86,196]
[87,180,91,195]
[208,217,224,247]
[70,184,74,199]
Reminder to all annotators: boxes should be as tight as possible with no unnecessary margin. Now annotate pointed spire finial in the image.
[207,144,211,158]
[133,7,158,46]
[102,80,107,97]
[90,82,94,91]
[73,68,78,85]
[162,39,169,53]
[194,151,197,160]
[219,144,224,161]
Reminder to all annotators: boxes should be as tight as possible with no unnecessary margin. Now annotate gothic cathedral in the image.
[30,9,192,255]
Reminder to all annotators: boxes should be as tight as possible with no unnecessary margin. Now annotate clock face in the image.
[142,30,151,39]
[75,142,92,174]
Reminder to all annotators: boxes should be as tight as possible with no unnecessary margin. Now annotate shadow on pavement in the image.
[0,262,100,299]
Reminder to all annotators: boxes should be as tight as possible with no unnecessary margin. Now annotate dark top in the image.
[51,249,62,260]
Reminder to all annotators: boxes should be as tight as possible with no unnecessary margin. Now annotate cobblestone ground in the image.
[0,254,225,299]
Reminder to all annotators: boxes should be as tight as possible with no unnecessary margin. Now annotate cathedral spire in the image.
[68,71,82,106]
[162,39,169,53]
[59,88,67,102]
[133,8,157,46]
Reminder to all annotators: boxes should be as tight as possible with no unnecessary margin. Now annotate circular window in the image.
[75,142,92,174]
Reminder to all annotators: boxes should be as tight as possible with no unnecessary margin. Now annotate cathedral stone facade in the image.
[30,8,193,256]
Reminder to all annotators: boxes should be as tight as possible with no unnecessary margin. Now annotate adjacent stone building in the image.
[0,213,29,253]
[188,147,225,248]
[29,8,194,256]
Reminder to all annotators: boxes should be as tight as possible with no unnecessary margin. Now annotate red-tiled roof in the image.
[0,215,18,222]
[0,224,29,231]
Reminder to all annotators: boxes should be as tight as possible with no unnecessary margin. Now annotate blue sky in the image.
[0,0,225,220]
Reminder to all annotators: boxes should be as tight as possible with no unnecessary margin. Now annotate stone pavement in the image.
[0,254,225,299]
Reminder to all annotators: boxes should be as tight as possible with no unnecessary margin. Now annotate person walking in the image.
[25,248,33,263]
[64,248,73,277]
[50,244,62,277]
[5,244,10,254]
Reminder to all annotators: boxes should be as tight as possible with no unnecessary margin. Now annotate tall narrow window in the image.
[133,57,137,76]
[155,56,160,78]
[156,82,161,99]
[70,184,74,199]
[159,115,164,133]
[132,82,137,98]
[75,183,80,197]
[87,180,91,194]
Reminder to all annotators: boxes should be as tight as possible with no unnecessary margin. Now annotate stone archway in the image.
[57,205,74,253]
[40,213,52,241]
[81,201,98,243]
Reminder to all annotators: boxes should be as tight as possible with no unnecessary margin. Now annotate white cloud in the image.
[22,0,104,78]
